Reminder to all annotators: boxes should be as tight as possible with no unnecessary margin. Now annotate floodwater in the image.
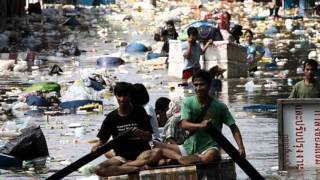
[0,17,317,180]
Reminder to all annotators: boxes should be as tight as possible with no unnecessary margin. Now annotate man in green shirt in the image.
[289,59,320,98]
[155,70,246,164]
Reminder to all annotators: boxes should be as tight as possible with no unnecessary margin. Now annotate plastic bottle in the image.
[245,80,254,92]
[83,78,91,87]
[287,78,293,86]
[296,67,303,74]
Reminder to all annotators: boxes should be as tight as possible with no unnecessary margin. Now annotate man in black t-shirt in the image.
[91,82,154,177]
[160,20,179,57]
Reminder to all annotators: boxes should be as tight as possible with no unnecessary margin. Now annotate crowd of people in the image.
[84,61,320,178]
[83,69,246,177]
[156,7,267,83]
[83,5,320,177]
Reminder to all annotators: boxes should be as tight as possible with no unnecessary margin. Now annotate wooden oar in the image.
[46,131,132,180]
[205,123,264,180]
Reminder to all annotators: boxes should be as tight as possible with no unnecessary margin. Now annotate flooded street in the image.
[0,52,290,179]
[1,1,320,179]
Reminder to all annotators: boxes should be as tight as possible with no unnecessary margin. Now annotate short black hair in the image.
[223,11,231,22]
[165,20,175,27]
[192,70,212,85]
[155,97,171,112]
[303,59,318,70]
[113,82,133,96]
[132,83,150,106]
[187,27,198,37]
[244,29,253,37]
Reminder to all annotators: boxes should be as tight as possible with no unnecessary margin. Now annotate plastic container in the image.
[125,43,148,54]
[96,57,123,68]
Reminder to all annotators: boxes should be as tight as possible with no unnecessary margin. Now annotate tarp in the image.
[0,126,49,161]
[26,95,49,107]
[125,43,149,54]
[79,0,115,5]
[25,82,60,93]
[60,100,102,109]
[178,21,221,41]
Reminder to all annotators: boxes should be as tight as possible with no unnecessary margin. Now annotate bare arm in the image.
[165,137,178,144]
[230,124,246,158]
[180,119,208,131]
[91,140,104,152]
[183,40,193,59]
[132,128,152,141]
[201,39,213,54]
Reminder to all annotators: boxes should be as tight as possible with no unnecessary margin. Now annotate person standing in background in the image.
[132,83,161,141]
[269,0,282,18]
[289,59,320,98]
[160,20,179,57]
[241,30,265,75]
[180,27,212,86]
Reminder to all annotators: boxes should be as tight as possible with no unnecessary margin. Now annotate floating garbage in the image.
[0,154,22,168]
[265,62,278,70]
[287,78,293,86]
[59,100,102,110]
[178,21,217,41]
[243,104,277,112]
[125,43,149,54]
[0,60,15,72]
[244,80,254,92]
[96,56,124,68]
[83,78,105,91]
[62,17,81,27]
[67,122,82,128]
[146,52,160,60]
[25,96,49,107]
[25,82,61,93]
[24,109,45,116]
[74,127,86,137]
[296,67,304,74]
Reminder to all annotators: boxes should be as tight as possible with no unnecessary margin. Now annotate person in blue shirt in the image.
[242,30,265,75]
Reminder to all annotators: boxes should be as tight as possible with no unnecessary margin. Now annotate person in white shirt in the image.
[132,83,161,141]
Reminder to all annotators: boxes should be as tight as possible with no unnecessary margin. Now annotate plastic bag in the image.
[0,126,49,160]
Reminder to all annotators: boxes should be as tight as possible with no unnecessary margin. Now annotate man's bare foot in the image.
[166,159,178,165]
[158,159,167,166]
[158,159,177,166]
[139,164,151,170]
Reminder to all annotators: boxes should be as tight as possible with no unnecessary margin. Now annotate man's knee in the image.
[152,148,162,157]
[95,158,123,176]
[150,148,163,162]
[139,148,163,165]
[94,163,107,176]
[200,149,220,163]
